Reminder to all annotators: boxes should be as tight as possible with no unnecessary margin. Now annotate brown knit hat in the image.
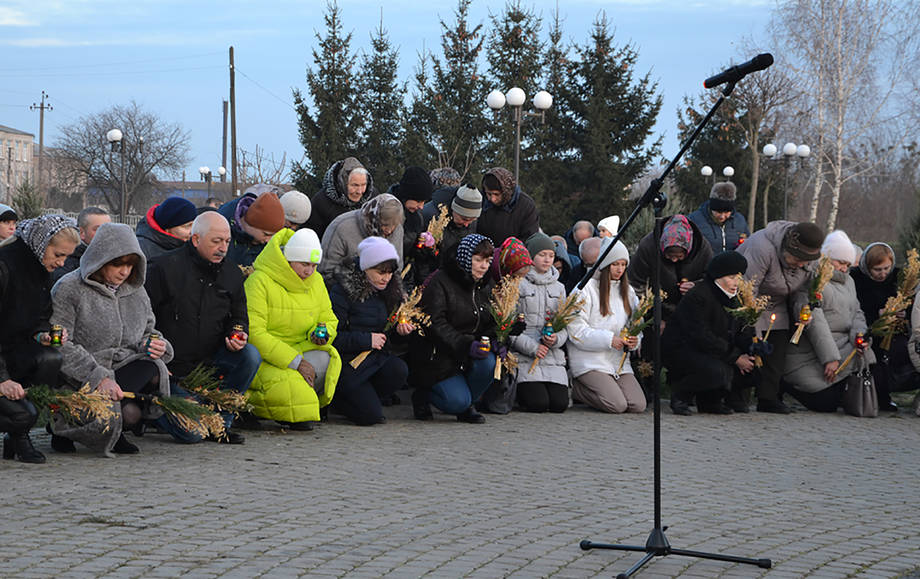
[783,222,825,261]
[243,193,285,233]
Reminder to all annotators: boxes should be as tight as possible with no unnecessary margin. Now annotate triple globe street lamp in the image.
[763,142,810,220]
[700,164,734,185]
[199,165,227,197]
[486,87,553,184]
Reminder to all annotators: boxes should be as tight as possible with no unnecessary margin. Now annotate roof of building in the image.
[0,124,35,137]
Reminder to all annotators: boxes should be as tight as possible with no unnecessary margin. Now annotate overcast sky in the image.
[0,0,773,188]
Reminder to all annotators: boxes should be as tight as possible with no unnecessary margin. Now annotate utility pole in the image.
[229,46,238,196]
[221,100,228,183]
[5,147,11,204]
[30,91,52,195]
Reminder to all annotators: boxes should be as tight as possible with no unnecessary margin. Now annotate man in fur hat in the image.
[688,182,750,255]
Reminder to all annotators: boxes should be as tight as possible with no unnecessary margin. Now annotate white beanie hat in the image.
[821,230,856,264]
[358,236,399,271]
[280,190,312,225]
[597,215,620,235]
[596,236,630,271]
[283,228,322,264]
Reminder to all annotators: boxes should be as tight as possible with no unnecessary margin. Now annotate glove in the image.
[419,231,436,249]
[469,341,490,360]
[495,345,508,360]
[509,318,526,336]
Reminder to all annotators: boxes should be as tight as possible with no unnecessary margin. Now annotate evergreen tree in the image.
[526,5,579,234]
[564,14,662,227]
[400,47,439,172]
[484,1,543,172]
[356,14,403,189]
[427,0,489,182]
[292,1,359,193]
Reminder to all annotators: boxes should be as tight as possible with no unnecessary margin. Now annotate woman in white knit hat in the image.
[566,237,646,413]
[783,230,875,411]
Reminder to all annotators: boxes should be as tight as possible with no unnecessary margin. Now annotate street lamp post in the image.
[722,166,735,180]
[106,128,126,222]
[765,142,811,220]
[199,166,212,198]
[701,165,714,185]
[487,87,553,184]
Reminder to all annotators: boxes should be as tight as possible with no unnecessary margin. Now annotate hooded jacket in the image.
[510,265,570,386]
[736,220,813,332]
[146,242,250,377]
[244,228,342,423]
[51,222,174,392]
[566,275,641,379]
[318,196,404,285]
[688,199,750,254]
[476,168,540,245]
[306,159,378,238]
[784,268,875,393]
[136,204,186,260]
[627,216,712,322]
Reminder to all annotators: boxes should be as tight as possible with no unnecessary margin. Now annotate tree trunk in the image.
[748,127,760,229]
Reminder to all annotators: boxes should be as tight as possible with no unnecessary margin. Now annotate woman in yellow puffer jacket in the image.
[245,228,341,429]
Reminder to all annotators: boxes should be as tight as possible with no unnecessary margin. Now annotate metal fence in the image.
[42,209,144,228]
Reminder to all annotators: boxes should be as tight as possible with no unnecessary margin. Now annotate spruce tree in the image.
[484,1,543,173]
[565,14,662,226]
[292,1,359,193]
[356,14,403,189]
[428,0,489,182]
[400,47,439,172]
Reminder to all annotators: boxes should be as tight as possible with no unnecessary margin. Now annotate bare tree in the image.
[55,102,190,216]
[775,0,920,230]
[237,145,289,190]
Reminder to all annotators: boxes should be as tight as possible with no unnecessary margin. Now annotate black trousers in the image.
[516,381,568,413]
[0,342,62,435]
[334,355,407,426]
[786,381,845,413]
[114,359,159,394]
[758,329,789,401]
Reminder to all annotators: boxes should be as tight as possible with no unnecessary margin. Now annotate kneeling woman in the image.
[53,223,177,455]
[567,238,645,414]
[411,234,497,423]
[245,228,341,430]
[662,251,758,414]
[784,231,874,411]
[329,237,412,425]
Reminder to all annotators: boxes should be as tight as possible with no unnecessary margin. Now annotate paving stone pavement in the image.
[1,400,919,578]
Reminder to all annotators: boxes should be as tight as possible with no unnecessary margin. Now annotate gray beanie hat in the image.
[452,185,482,219]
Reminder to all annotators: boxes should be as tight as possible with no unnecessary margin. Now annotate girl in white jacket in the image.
[567,237,646,413]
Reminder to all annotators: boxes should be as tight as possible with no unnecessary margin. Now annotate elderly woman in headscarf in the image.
[306,157,377,238]
[0,215,78,463]
[51,222,182,456]
[318,193,405,285]
[245,228,342,430]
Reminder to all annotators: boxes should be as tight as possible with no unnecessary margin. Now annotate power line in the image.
[234,67,297,112]
[0,51,225,72]
[0,65,224,79]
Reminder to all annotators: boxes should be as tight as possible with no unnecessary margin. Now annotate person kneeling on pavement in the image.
[329,237,412,425]
[410,234,498,423]
[663,251,759,415]
[245,228,341,430]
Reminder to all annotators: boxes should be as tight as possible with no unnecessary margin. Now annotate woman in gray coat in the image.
[51,222,183,455]
[784,230,875,411]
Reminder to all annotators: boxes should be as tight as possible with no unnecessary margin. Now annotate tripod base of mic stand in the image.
[580,527,772,579]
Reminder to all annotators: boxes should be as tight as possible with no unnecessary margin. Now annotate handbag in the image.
[842,360,878,418]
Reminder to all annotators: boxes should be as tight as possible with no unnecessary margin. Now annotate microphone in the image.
[703,53,774,88]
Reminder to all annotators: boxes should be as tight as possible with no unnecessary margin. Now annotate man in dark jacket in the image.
[145,212,260,443]
[217,185,286,268]
[688,182,750,254]
[476,167,540,246]
[663,251,758,415]
[136,197,197,260]
[51,206,110,284]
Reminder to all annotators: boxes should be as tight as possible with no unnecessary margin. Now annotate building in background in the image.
[0,124,35,203]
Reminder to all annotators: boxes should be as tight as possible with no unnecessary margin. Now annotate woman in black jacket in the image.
[328,237,412,425]
[410,233,497,423]
[662,251,758,415]
[0,215,79,463]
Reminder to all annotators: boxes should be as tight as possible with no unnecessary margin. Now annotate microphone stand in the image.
[577,79,772,578]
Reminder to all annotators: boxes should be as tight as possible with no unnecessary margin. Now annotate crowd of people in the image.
[1,160,918,464]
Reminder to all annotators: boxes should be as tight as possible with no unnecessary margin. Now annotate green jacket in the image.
[245,229,341,422]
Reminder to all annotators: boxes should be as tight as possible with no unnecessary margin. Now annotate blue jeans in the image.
[165,344,261,442]
[430,354,496,415]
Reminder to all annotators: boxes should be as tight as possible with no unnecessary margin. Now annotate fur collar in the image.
[340,259,405,311]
